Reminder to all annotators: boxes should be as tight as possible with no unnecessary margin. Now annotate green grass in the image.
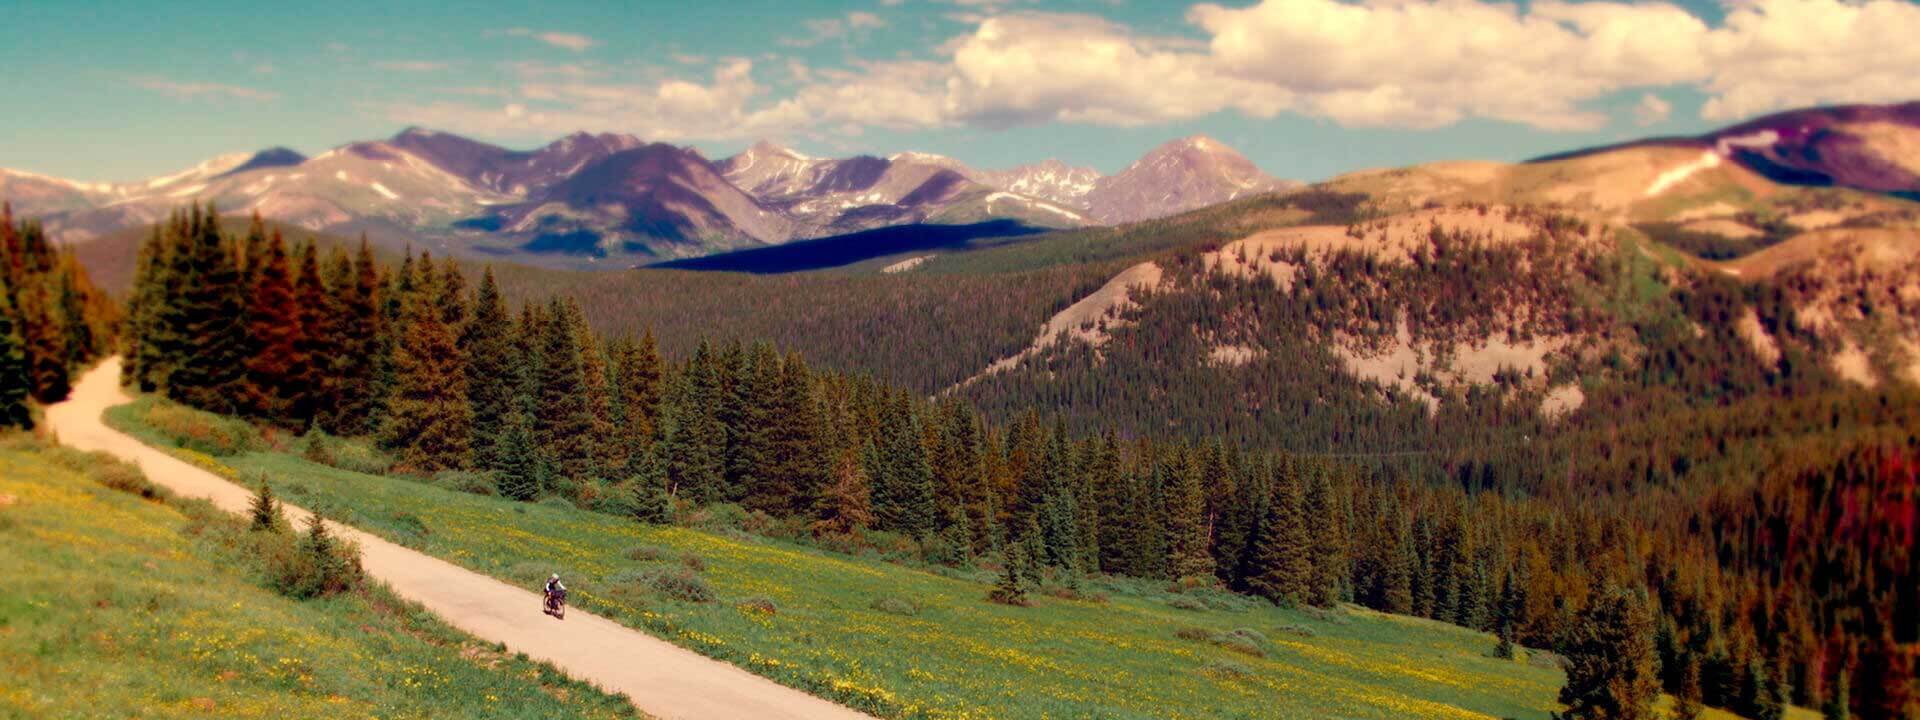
[0,434,642,720]
[110,403,1576,720]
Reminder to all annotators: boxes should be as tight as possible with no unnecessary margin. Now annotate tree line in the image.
[0,203,117,428]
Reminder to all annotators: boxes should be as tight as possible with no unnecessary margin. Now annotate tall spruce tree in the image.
[239,231,305,425]
[612,328,666,460]
[750,351,826,516]
[872,393,937,536]
[664,341,726,503]
[378,267,472,473]
[1556,585,1660,720]
[464,269,518,471]
[535,297,598,483]
[319,238,382,434]
[1164,448,1215,583]
[1247,466,1312,605]
[1303,466,1346,607]
[0,279,31,429]
[290,241,334,425]
[167,203,247,413]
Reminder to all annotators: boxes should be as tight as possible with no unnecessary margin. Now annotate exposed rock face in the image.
[1082,136,1296,224]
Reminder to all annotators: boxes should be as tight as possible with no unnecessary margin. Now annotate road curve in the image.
[46,358,875,720]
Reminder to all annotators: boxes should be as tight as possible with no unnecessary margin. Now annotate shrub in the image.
[680,553,707,573]
[641,567,714,604]
[625,544,673,562]
[691,503,748,531]
[537,496,577,511]
[92,459,160,499]
[736,597,777,617]
[1273,623,1316,638]
[1173,627,1212,642]
[430,470,497,497]
[263,513,363,599]
[1202,659,1253,680]
[319,436,394,475]
[741,509,778,535]
[142,402,260,456]
[1219,628,1270,657]
[1167,596,1207,611]
[300,430,334,465]
[871,597,919,616]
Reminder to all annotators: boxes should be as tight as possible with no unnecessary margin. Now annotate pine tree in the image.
[989,538,1030,607]
[168,204,248,413]
[322,238,383,435]
[1675,656,1704,720]
[378,267,472,473]
[611,328,666,460]
[1247,468,1312,605]
[125,224,174,391]
[1821,665,1849,720]
[664,341,726,503]
[0,280,32,429]
[1303,466,1346,607]
[249,480,283,532]
[493,411,545,502]
[625,441,672,523]
[464,269,518,471]
[1164,449,1214,583]
[723,343,778,504]
[239,231,306,425]
[577,322,618,475]
[290,241,333,425]
[535,298,598,483]
[873,393,936,536]
[811,441,875,535]
[1556,585,1659,720]
[1495,565,1525,659]
[752,351,826,516]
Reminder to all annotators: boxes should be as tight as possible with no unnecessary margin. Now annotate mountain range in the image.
[0,129,1293,267]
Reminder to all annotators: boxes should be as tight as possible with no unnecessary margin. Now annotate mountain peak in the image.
[215,147,307,179]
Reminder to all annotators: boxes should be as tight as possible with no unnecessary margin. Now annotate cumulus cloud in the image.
[387,0,1915,141]
[1700,0,1920,120]
[135,78,279,102]
[943,13,1289,127]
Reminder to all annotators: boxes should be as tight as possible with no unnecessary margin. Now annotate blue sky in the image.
[0,0,1909,183]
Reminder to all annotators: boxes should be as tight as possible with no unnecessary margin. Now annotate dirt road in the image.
[46,358,874,720]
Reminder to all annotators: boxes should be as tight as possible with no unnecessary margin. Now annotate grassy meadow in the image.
[107,398,1583,720]
[0,434,643,720]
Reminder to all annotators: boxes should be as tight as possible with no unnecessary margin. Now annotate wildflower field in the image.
[106,402,1587,719]
[0,436,643,719]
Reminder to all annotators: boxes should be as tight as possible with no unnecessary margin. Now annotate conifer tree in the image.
[1675,656,1704,720]
[290,241,333,425]
[624,440,673,524]
[1303,466,1346,607]
[576,318,618,474]
[611,328,666,459]
[125,225,173,391]
[168,204,247,412]
[811,441,875,535]
[535,298,598,483]
[1248,468,1312,605]
[0,280,31,429]
[751,351,826,515]
[249,480,283,532]
[239,231,305,425]
[872,393,936,535]
[378,267,471,473]
[664,341,726,503]
[1821,665,1849,720]
[1164,450,1215,583]
[464,269,518,471]
[493,411,545,501]
[1556,585,1659,720]
[989,537,1031,607]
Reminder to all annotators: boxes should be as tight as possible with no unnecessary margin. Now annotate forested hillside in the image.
[1,202,117,428]
[113,201,1918,718]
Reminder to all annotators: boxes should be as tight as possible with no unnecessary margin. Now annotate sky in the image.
[1,0,1914,184]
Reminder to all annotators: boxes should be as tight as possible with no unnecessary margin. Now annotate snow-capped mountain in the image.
[978,159,1101,209]
[1082,136,1297,224]
[4,129,1295,266]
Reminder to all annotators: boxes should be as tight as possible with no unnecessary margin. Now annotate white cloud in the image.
[377,60,450,73]
[499,28,598,52]
[1635,93,1672,126]
[1699,0,1920,121]
[135,78,279,102]
[943,13,1289,127]
[384,0,1919,141]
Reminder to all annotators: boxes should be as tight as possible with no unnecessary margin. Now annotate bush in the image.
[613,565,714,604]
[625,544,674,562]
[91,459,160,499]
[690,503,749,531]
[1273,623,1316,638]
[1173,627,1212,642]
[430,470,498,497]
[736,597,777,617]
[1202,659,1253,680]
[537,496,577,511]
[262,513,363,599]
[871,597,920,616]
[1167,596,1207,611]
[142,402,261,456]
